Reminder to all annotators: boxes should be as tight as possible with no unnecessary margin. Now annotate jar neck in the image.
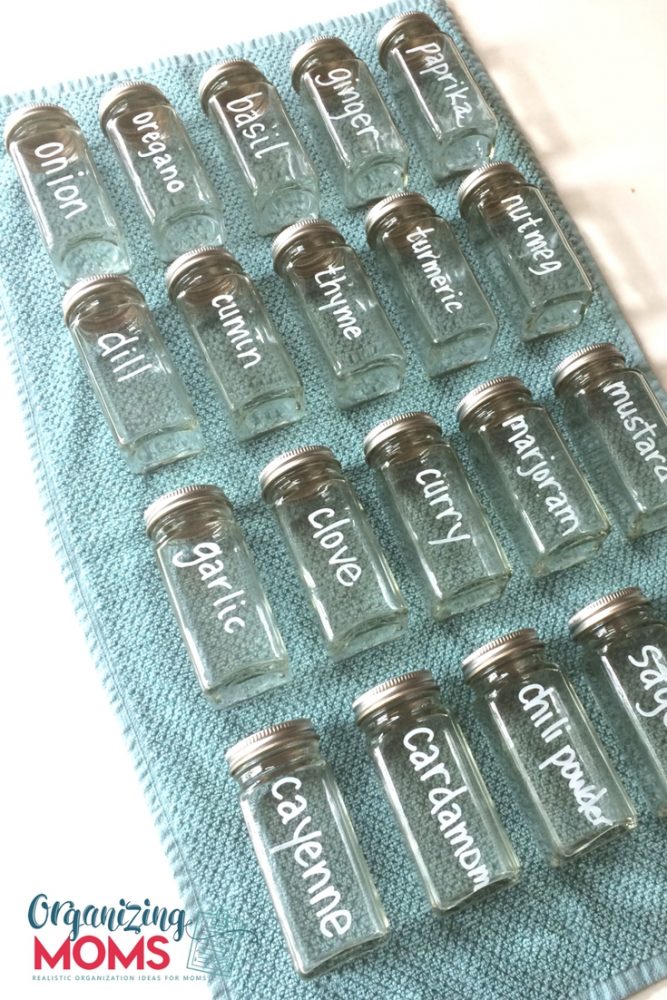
[467,173,531,220]
[69,288,144,332]
[461,388,535,433]
[467,650,554,695]
[576,605,657,646]
[359,690,446,739]
[388,22,442,57]
[206,65,269,106]
[12,113,80,169]
[149,497,233,546]
[373,202,439,251]
[263,457,345,505]
[171,258,244,308]
[297,42,357,87]
[557,356,628,396]
[367,426,442,469]
[233,743,322,792]
[277,231,348,280]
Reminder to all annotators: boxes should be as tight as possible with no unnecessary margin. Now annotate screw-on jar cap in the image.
[165,245,241,299]
[3,102,76,150]
[568,587,648,641]
[364,191,434,247]
[271,218,342,273]
[456,375,529,429]
[552,343,625,395]
[259,445,339,498]
[198,59,265,111]
[376,11,440,68]
[144,484,232,537]
[461,628,543,683]
[353,670,439,725]
[290,35,355,90]
[363,411,441,465]
[457,161,525,218]
[98,81,167,133]
[226,719,319,777]
[62,273,139,325]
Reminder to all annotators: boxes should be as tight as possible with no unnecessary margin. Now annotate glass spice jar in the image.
[145,485,288,708]
[226,719,389,977]
[462,629,637,864]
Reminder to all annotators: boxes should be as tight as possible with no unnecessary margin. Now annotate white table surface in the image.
[0,2,665,997]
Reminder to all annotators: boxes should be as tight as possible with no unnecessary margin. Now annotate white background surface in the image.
[0,1,666,997]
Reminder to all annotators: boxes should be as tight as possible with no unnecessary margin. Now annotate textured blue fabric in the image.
[2,2,666,998]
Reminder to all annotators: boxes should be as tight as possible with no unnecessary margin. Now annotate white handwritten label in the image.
[313,67,380,141]
[129,110,185,194]
[622,644,667,726]
[210,292,262,369]
[404,42,473,127]
[224,92,288,160]
[406,226,464,313]
[414,468,471,546]
[519,682,612,826]
[313,264,362,340]
[600,380,667,483]
[502,413,579,537]
[500,193,562,276]
[97,331,153,383]
[307,507,362,587]
[403,727,490,888]
[34,141,88,220]
[172,541,246,633]
[269,775,352,939]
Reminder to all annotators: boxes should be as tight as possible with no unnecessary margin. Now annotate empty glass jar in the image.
[457,376,610,576]
[260,445,408,660]
[377,11,497,181]
[272,218,406,409]
[290,36,409,208]
[365,191,498,375]
[4,102,130,286]
[463,629,637,864]
[570,587,667,816]
[99,81,225,262]
[364,411,510,619]
[145,485,288,707]
[199,59,319,236]
[354,670,520,913]
[166,245,304,440]
[553,342,667,539]
[226,719,389,977]
[458,162,592,340]
[62,273,202,473]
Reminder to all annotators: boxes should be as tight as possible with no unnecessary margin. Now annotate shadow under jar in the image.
[376,11,497,181]
[145,485,289,708]
[290,35,409,208]
[166,245,303,440]
[365,191,498,376]
[457,376,610,577]
[272,218,406,409]
[260,445,408,661]
[62,273,202,473]
[226,720,389,978]
[4,102,130,286]
[462,629,637,865]
[570,587,667,817]
[363,411,510,620]
[99,81,225,263]
[199,59,319,236]
[458,161,592,340]
[553,342,667,539]
[354,670,520,913]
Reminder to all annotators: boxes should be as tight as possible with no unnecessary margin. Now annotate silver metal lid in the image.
[363,411,441,465]
[4,102,75,149]
[259,445,339,497]
[456,375,529,428]
[568,587,648,640]
[457,161,525,218]
[353,670,439,725]
[198,59,264,111]
[376,11,439,68]
[98,80,167,132]
[271,218,342,273]
[461,628,543,683]
[226,719,318,778]
[62,273,139,325]
[552,343,625,394]
[165,245,241,299]
[290,35,355,90]
[144,484,231,536]
[364,191,434,247]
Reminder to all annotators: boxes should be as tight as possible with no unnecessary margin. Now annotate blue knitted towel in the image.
[2,2,666,998]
